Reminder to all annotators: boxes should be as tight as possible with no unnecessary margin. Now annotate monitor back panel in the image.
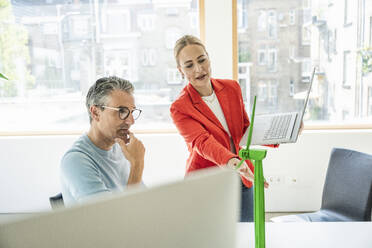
[0,168,239,248]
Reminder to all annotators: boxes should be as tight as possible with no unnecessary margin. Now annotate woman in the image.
[170,35,274,222]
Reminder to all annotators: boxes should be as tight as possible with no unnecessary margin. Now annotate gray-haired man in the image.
[61,76,145,206]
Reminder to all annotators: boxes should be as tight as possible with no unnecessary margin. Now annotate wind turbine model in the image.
[235,96,267,248]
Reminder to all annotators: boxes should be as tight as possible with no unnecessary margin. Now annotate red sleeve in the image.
[170,108,236,166]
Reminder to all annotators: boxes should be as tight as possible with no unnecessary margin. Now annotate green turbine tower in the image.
[235,96,267,248]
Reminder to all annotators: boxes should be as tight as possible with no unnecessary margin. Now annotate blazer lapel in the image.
[187,83,226,132]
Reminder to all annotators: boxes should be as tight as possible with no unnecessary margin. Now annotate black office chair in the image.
[272,148,372,222]
[49,193,64,209]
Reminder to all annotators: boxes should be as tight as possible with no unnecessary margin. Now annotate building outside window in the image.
[0,0,199,132]
[238,0,372,124]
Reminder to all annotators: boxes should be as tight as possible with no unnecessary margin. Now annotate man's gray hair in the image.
[86,76,134,123]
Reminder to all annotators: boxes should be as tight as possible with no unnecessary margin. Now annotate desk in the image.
[237,222,372,248]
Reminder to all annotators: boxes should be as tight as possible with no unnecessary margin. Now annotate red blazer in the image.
[170,78,254,187]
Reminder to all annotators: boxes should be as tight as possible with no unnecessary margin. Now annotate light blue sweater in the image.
[60,134,131,206]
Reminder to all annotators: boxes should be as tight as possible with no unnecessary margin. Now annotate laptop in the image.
[0,168,239,248]
[240,67,316,146]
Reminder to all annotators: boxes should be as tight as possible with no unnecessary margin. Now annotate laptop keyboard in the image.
[263,114,291,140]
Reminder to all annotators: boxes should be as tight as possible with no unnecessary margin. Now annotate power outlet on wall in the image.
[266,175,298,186]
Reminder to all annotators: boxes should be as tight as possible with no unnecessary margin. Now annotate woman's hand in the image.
[227,157,269,188]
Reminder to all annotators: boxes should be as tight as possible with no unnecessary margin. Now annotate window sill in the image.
[0,129,179,137]
[1,125,372,137]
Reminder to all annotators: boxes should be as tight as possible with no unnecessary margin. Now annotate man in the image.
[60,76,145,206]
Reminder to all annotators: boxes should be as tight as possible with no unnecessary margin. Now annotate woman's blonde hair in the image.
[174,35,207,66]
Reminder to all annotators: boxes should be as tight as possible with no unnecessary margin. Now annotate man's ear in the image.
[90,105,100,121]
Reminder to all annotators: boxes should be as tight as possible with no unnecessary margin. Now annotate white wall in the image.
[1,130,372,213]
[1,0,372,214]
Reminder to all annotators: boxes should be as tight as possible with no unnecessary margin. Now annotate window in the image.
[165,27,182,49]
[343,51,352,87]
[301,59,311,82]
[237,0,372,124]
[267,10,277,39]
[303,0,311,9]
[167,68,182,85]
[104,50,131,80]
[268,49,277,72]
[258,81,268,102]
[138,14,155,32]
[141,49,157,66]
[237,0,248,30]
[166,8,179,16]
[257,11,266,32]
[189,12,198,29]
[289,79,294,96]
[368,87,372,116]
[302,9,312,25]
[0,1,199,132]
[71,16,90,38]
[258,49,266,65]
[302,25,311,45]
[103,10,131,35]
[289,45,295,59]
[238,63,251,101]
[369,16,372,47]
[289,9,296,25]
[344,0,352,25]
[268,80,278,105]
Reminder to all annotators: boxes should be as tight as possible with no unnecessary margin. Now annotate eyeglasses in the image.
[100,105,142,120]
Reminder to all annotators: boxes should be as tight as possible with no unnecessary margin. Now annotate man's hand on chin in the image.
[115,133,146,185]
[115,132,145,164]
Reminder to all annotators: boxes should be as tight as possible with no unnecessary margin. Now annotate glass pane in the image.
[237,0,372,125]
[0,0,199,132]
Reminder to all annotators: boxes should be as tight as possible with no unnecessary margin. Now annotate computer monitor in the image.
[0,168,240,248]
